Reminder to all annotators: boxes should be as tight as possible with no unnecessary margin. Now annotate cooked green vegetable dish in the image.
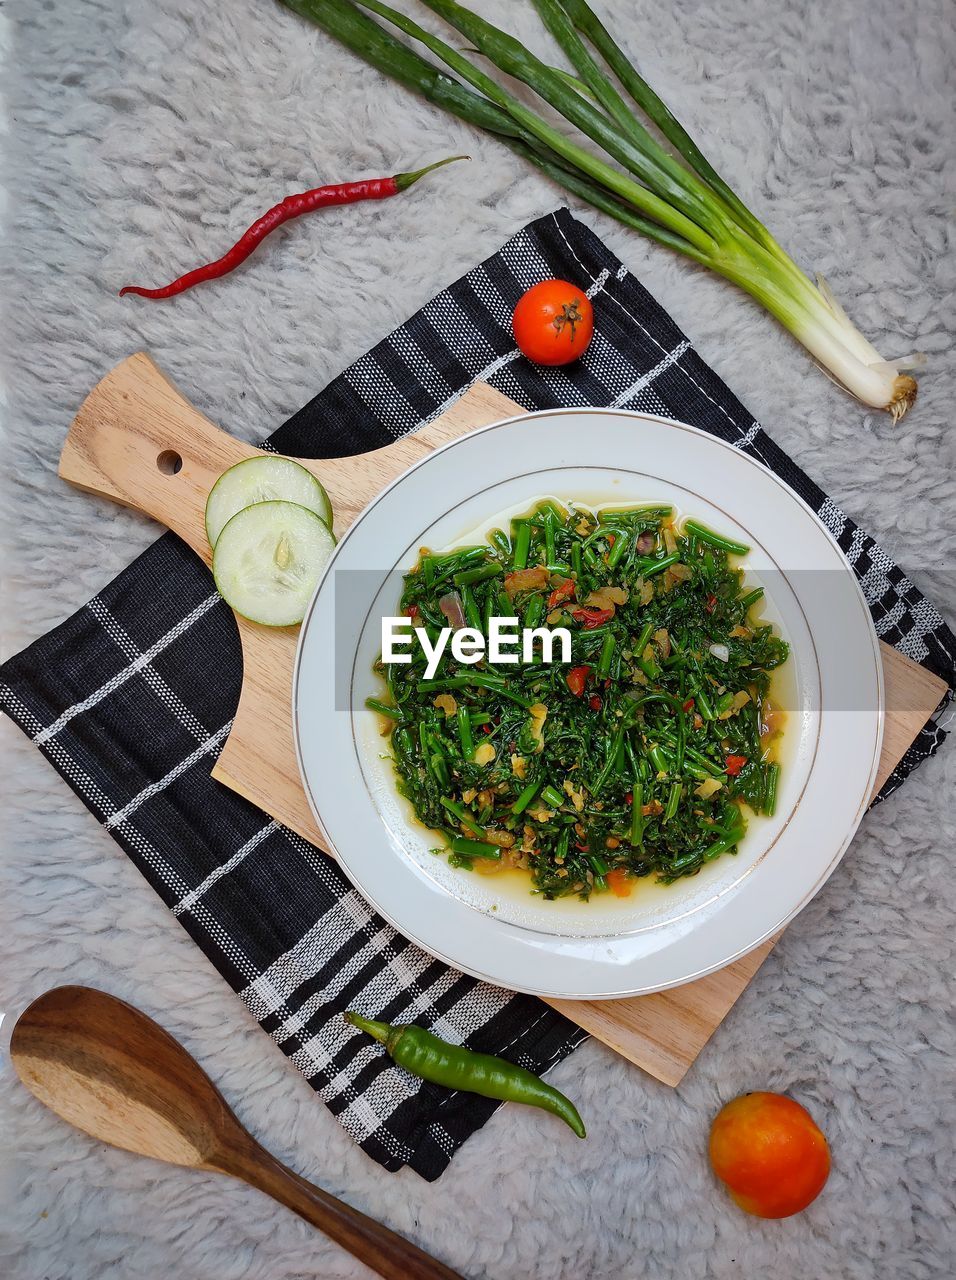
[369,501,789,900]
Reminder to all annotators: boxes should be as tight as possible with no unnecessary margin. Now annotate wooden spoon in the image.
[11,986,464,1280]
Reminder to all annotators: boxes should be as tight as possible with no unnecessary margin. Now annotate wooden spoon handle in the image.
[222,1142,465,1280]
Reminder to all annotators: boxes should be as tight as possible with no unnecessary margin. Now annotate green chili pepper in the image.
[346,1012,586,1138]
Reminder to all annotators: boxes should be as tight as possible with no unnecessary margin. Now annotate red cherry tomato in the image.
[512,279,594,366]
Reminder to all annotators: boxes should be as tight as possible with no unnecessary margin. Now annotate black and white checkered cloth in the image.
[2,209,953,1180]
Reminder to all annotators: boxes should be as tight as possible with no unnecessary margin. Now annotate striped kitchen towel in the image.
[2,208,953,1179]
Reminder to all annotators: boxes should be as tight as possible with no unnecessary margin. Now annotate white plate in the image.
[293,409,883,999]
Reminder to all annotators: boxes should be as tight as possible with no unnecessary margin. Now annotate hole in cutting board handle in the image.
[156,449,183,476]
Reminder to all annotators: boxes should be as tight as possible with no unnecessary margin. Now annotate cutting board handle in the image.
[59,353,258,563]
[59,353,519,559]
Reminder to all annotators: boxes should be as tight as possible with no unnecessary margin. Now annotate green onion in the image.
[540,783,566,808]
[285,0,920,419]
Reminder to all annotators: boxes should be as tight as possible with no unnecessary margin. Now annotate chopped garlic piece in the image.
[695,776,724,800]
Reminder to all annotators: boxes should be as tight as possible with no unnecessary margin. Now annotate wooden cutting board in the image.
[60,353,949,1086]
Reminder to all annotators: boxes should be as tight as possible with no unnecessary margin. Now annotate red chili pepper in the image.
[606,534,616,547]
[705,594,718,613]
[575,841,589,852]
[566,665,591,697]
[405,604,420,622]
[572,606,614,630]
[120,156,466,300]
[682,697,695,712]
[725,754,748,777]
[625,791,633,804]
[589,694,603,711]
[547,579,576,610]
[482,724,493,735]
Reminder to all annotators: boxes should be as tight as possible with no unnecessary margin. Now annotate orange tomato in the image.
[709,1092,830,1218]
[512,279,594,366]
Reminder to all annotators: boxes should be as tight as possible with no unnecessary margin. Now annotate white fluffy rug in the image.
[2,1,954,1277]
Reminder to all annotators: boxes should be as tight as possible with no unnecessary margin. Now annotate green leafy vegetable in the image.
[368,502,789,900]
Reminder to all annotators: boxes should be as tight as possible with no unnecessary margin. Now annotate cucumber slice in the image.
[205,455,332,548]
[213,500,336,626]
